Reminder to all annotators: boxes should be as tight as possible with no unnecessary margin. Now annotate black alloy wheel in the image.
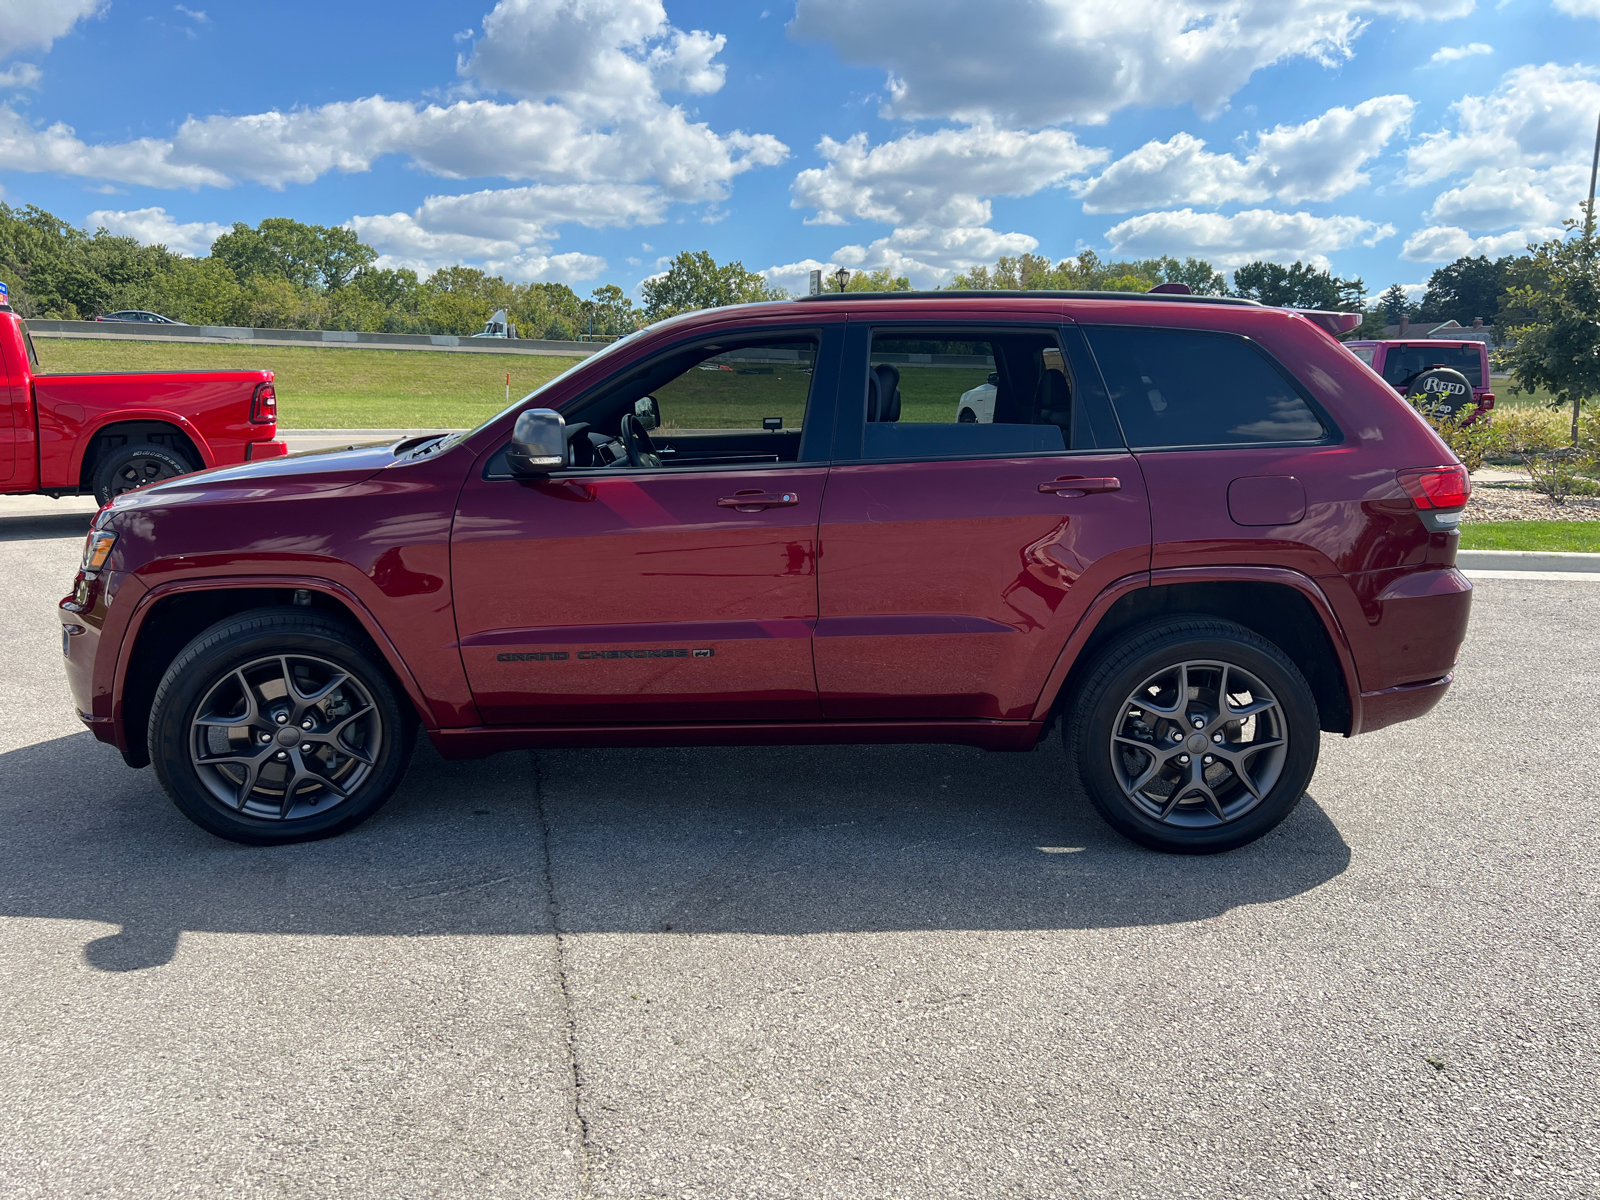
[149,609,416,844]
[94,443,192,505]
[1067,618,1320,854]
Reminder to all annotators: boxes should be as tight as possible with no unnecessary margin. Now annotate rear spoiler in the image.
[1298,309,1362,337]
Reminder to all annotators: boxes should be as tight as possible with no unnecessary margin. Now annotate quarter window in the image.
[1086,327,1326,449]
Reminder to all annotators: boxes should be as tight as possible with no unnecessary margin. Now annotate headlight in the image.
[82,530,117,571]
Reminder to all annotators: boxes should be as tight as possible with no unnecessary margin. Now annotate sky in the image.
[1,0,1597,303]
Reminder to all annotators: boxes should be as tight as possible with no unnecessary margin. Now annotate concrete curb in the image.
[1457,549,1600,573]
[28,321,600,359]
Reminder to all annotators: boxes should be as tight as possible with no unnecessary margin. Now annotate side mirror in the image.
[987,372,998,386]
[633,395,660,430]
[507,408,566,475]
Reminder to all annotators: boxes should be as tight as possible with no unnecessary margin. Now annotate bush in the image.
[1407,396,1498,472]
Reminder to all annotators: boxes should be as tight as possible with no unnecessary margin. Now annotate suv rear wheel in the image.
[1067,618,1319,854]
[149,609,416,845]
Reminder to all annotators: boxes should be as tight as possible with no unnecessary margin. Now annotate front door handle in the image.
[717,489,800,512]
[1039,476,1121,496]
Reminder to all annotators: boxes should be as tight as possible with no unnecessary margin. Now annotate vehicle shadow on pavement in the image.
[0,731,1350,971]
[0,511,97,542]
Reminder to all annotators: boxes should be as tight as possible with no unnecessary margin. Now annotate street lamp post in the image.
[832,266,850,293]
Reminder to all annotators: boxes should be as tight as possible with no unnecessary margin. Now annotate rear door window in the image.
[1380,343,1483,388]
[1085,326,1327,449]
[842,326,1119,461]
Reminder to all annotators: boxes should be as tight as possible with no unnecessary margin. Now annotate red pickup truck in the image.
[0,299,286,504]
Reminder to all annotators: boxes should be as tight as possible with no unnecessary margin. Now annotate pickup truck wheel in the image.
[94,443,192,505]
[148,610,416,845]
[1066,619,1319,854]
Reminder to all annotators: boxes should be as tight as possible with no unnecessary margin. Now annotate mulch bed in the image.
[1465,482,1600,522]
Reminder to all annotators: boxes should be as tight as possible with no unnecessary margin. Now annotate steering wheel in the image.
[619,413,662,468]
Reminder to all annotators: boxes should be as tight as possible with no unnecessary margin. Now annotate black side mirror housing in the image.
[507,408,567,475]
[633,396,660,430]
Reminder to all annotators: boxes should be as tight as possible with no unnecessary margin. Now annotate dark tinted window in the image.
[855,328,1096,460]
[1380,343,1483,388]
[1086,327,1325,448]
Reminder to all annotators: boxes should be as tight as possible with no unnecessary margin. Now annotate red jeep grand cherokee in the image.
[61,291,1473,853]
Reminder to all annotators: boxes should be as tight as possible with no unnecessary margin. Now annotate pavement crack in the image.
[532,750,595,1198]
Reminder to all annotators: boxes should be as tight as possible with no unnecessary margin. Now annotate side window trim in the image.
[830,321,1120,465]
[1078,323,1343,452]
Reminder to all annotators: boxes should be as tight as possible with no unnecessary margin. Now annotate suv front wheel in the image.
[1067,618,1320,854]
[149,609,416,845]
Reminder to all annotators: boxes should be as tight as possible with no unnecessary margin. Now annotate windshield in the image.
[1381,343,1483,388]
[436,335,638,452]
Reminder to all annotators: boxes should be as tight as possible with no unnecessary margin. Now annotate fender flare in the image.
[72,409,217,484]
[111,575,441,753]
[1029,564,1364,733]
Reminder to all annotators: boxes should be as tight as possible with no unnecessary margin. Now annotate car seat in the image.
[867,363,902,422]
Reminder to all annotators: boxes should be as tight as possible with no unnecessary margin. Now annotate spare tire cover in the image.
[1406,367,1475,420]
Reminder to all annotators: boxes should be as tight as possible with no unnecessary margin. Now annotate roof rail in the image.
[793,289,1263,307]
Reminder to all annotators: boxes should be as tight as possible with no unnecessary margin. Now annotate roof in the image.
[794,289,1261,308]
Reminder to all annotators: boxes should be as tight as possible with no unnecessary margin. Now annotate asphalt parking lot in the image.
[2,495,1597,1199]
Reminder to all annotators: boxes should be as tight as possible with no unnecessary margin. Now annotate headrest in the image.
[1033,369,1072,428]
[868,363,901,422]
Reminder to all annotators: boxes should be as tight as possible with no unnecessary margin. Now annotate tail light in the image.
[250,382,277,424]
[1397,465,1471,511]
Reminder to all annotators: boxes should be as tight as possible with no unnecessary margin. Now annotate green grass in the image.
[1487,375,1560,409]
[1459,521,1600,552]
[32,337,585,429]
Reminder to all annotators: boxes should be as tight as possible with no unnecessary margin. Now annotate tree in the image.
[211,218,375,292]
[1376,283,1414,324]
[947,250,1224,293]
[843,268,911,292]
[580,284,640,336]
[1500,221,1600,445]
[1231,261,1365,310]
[640,251,785,320]
[1417,255,1512,325]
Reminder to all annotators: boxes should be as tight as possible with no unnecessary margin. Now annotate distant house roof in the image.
[1381,318,1495,344]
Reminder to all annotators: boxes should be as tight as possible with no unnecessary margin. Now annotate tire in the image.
[1405,367,1475,422]
[94,443,192,506]
[148,608,416,845]
[957,408,977,423]
[1065,618,1319,854]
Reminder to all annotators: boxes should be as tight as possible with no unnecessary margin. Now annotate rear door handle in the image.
[1039,476,1121,496]
[717,490,800,512]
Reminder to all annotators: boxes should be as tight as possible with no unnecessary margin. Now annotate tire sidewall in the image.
[1072,625,1320,854]
[150,616,413,845]
[95,444,191,506]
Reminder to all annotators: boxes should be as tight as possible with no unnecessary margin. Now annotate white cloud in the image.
[350,183,662,279]
[1400,224,1562,262]
[1407,62,1600,182]
[1103,207,1396,268]
[463,0,726,105]
[1077,95,1414,212]
[86,206,227,256]
[0,0,787,220]
[1404,63,1600,246]
[1552,0,1600,16]
[790,0,1470,125]
[1423,164,1587,231]
[0,0,103,60]
[0,61,39,88]
[792,126,1107,227]
[1429,43,1491,63]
